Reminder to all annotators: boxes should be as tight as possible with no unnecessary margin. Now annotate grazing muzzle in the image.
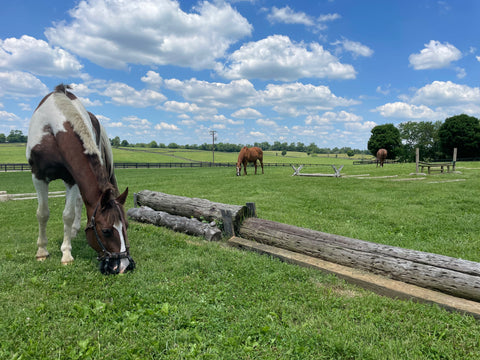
[85,202,135,275]
[236,166,241,176]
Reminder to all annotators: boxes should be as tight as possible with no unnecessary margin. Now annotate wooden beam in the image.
[228,236,480,318]
[238,217,480,302]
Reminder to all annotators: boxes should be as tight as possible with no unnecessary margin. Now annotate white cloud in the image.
[163,101,200,113]
[267,6,340,31]
[45,0,252,70]
[256,119,277,127]
[0,35,84,77]
[217,35,356,81]
[305,111,362,125]
[164,78,257,108]
[103,82,166,107]
[123,115,151,129]
[250,131,265,137]
[267,6,314,26]
[141,71,163,88]
[374,102,438,119]
[410,81,480,106]
[409,40,461,70]
[155,122,179,131]
[332,39,373,58]
[0,110,21,122]
[261,82,359,110]
[345,121,377,132]
[0,71,48,97]
[231,108,262,118]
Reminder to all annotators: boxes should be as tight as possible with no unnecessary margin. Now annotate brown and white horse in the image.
[26,84,135,274]
[236,146,264,176]
[376,148,388,167]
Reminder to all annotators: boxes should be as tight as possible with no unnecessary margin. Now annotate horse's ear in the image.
[116,187,128,206]
[100,188,113,208]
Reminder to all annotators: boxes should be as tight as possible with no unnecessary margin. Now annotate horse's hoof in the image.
[36,255,49,261]
[61,260,74,266]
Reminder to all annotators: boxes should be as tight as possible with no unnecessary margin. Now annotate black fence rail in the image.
[1,162,296,172]
[353,159,399,165]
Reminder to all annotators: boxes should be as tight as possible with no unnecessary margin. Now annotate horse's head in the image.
[236,162,241,176]
[85,187,135,274]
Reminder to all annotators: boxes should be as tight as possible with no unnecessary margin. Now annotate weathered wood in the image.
[127,206,222,241]
[135,190,247,225]
[228,236,480,318]
[238,217,480,301]
[221,209,235,237]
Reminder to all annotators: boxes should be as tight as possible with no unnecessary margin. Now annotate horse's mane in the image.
[53,85,101,159]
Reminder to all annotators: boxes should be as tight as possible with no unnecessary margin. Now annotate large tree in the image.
[367,124,401,159]
[438,114,480,158]
[398,121,442,162]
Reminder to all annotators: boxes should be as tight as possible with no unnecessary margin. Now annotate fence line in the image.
[0,162,296,172]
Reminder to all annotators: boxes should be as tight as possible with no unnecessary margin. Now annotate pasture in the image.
[1,145,480,358]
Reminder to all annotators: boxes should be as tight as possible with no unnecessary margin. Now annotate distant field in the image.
[1,143,373,165]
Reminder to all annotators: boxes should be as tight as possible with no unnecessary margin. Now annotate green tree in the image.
[0,133,6,143]
[347,150,355,157]
[367,124,401,159]
[111,136,121,147]
[121,140,129,147]
[438,114,480,158]
[398,121,441,162]
[6,130,27,143]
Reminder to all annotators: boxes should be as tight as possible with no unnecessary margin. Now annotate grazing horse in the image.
[26,84,135,274]
[376,148,388,167]
[236,146,264,176]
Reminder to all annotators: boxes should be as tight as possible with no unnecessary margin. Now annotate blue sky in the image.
[1,0,479,149]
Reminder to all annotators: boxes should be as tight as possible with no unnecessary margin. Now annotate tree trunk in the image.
[127,206,222,241]
[135,190,247,225]
[238,217,480,301]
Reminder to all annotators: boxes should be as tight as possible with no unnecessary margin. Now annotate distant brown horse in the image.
[376,148,387,167]
[236,146,264,176]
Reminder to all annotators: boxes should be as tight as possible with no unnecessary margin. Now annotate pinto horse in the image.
[26,84,135,274]
[236,146,264,176]
[376,148,388,167]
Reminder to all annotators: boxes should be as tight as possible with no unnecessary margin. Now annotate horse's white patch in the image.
[114,221,126,252]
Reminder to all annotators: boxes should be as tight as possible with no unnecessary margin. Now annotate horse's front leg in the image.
[32,176,50,261]
[61,183,79,264]
[243,162,247,175]
[254,161,258,175]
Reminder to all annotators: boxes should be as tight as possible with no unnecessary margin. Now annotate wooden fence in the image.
[0,162,295,172]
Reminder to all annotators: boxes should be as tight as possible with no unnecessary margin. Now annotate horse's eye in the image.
[102,228,113,237]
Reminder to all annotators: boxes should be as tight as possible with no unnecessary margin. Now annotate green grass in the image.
[2,152,480,358]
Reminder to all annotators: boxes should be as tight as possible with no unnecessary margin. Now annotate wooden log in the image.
[127,206,222,241]
[135,190,247,225]
[238,217,480,301]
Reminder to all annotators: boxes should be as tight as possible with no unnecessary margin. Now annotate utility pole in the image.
[209,130,216,164]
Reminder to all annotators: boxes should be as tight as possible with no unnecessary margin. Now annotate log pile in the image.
[127,206,221,241]
[128,190,480,312]
[238,217,480,302]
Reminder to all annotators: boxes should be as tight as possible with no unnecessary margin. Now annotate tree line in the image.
[367,114,480,162]
[4,113,479,161]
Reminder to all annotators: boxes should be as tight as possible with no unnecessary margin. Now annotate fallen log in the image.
[238,217,480,302]
[127,206,222,241]
[135,190,248,225]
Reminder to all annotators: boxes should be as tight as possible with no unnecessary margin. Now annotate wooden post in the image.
[246,202,257,217]
[133,193,138,208]
[416,148,419,174]
[221,209,235,237]
[453,147,457,171]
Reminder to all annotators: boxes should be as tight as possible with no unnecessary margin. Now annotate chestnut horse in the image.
[26,84,135,274]
[236,146,264,176]
[376,148,388,167]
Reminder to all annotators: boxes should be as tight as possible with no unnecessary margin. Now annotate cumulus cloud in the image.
[164,78,257,108]
[374,102,438,119]
[0,35,84,77]
[122,115,151,129]
[332,38,373,58]
[103,82,166,107]
[231,108,262,118]
[267,6,340,31]
[217,35,356,81]
[0,71,48,97]
[141,71,163,88]
[155,122,179,131]
[305,111,363,125]
[45,0,252,70]
[409,40,461,70]
[409,81,480,106]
